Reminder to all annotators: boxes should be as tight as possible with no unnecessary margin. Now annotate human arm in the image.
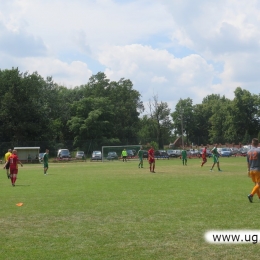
[18,160,23,167]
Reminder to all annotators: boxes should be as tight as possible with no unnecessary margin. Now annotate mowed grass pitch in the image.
[0,157,259,260]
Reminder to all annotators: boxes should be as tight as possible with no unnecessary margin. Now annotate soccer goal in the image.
[102,145,141,162]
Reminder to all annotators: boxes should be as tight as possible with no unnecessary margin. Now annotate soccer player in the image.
[181,149,187,166]
[43,149,49,175]
[3,150,23,186]
[210,144,222,172]
[247,138,260,203]
[4,149,12,179]
[137,147,144,168]
[121,148,127,162]
[201,146,207,167]
[148,146,155,173]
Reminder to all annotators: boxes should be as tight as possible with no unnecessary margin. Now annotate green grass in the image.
[0,157,258,260]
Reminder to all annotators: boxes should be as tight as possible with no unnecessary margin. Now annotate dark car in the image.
[91,151,102,161]
[127,150,135,158]
[107,151,118,160]
[142,150,148,158]
[57,149,71,159]
[154,150,169,159]
[75,151,85,160]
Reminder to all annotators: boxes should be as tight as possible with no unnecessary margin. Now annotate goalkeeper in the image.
[137,147,144,168]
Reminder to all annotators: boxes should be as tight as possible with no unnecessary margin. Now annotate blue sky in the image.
[1,0,260,112]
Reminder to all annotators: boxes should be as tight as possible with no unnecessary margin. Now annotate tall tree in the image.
[171,98,194,146]
[148,95,172,148]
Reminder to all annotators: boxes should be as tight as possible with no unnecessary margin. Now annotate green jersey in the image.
[137,150,144,158]
[211,147,218,156]
[181,150,187,159]
[43,153,49,164]
[122,150,127,156]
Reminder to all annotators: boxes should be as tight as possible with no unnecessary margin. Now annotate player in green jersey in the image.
[210,144,222,172]
[181,149,187,166]
[43,149,49,175]
[137,147,144,168]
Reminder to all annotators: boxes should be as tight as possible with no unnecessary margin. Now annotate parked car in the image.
[154,150,169,159]
[173,150,182,157]
[142,150,148,158]
[57,149,71,159]
[39,153,45,162]
[198,148,212,158]
[187,149,199,157]
[107,151,118,160]
[237,148,248,157]
[91,151,102,161]
[230,147,239,156]
[167,149,176,158]
[127,150,135,158]
[75,151,85,160]
[132,149,137,156]
[217,148,232,157]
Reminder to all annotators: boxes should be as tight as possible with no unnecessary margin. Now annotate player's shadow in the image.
[13,184,31,187]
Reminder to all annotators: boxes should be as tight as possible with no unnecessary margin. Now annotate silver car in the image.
[91,151,102,161]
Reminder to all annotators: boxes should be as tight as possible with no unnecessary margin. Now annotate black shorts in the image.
[5,161,10,170]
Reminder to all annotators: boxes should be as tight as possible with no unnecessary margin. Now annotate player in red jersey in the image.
[4,150,23,186]
[201,146,208,167]
[148,146,155,173]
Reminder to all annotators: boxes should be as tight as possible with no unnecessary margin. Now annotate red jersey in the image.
[148,148,154,159]
[202,148,207,159]
[9,154,19,170]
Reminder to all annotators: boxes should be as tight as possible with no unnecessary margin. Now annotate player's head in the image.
[12,150,17,154]
[252,138,259,147]
[46,149,49,153]
[8,149,12,152]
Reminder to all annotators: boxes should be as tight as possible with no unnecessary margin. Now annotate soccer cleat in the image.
[218,169,222,172]
[210,169,212,172]
[248,194,253,203]
[12,184,15,187]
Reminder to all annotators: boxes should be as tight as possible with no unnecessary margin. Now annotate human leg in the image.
[248,171,260,202]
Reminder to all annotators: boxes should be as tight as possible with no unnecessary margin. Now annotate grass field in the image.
[0,156,259,260]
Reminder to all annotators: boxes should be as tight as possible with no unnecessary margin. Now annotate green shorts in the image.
[212,155,219,163]
[44,163,48,168]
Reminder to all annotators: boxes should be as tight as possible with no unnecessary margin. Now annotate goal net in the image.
[102,145,141,162]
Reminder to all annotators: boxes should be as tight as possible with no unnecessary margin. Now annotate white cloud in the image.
[0,0,260,112]
[18,57,93,87]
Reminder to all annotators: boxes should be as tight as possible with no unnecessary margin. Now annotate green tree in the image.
[148,95,172,149]
[171,98,194,146]
[68,73,143,145]
[230,87,260,143]
[0,68,54,143]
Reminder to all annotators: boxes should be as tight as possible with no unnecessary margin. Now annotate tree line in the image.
[0,68,260,153]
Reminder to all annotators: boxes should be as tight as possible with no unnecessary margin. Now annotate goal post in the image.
[102,145,142,162]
